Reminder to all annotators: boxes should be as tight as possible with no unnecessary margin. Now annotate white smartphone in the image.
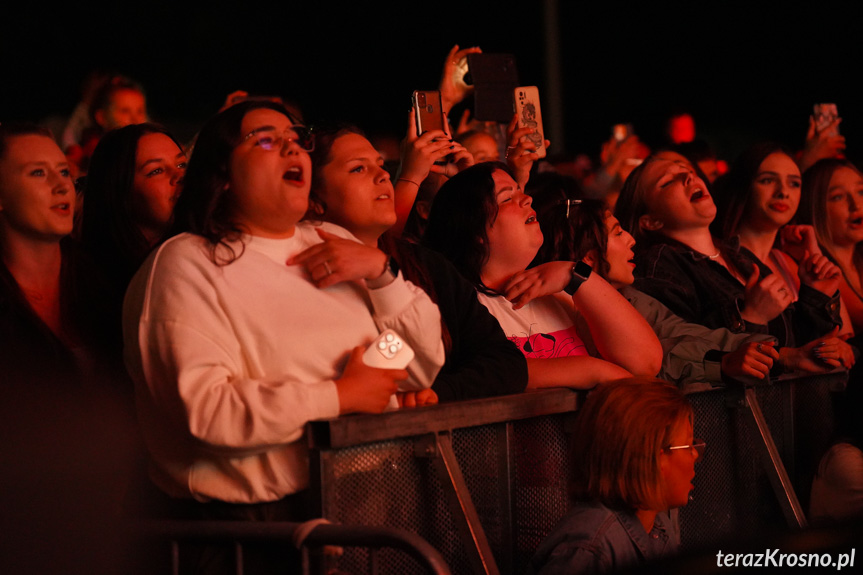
[513,86,547,158]
[363,329,415,369]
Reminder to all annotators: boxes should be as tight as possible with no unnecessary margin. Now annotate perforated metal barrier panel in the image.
[308,374,845,575]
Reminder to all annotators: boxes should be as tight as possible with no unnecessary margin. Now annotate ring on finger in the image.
[757,343,763,353]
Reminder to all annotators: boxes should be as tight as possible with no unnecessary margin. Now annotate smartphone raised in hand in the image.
[813,103,840,136]
[412,90,446,136]
[513,86,546,159]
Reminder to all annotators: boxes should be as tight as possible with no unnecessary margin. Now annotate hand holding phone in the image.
[412,90,446,137]
[512,86,547,159]
[813,103,840,136]
[363,329,415,369]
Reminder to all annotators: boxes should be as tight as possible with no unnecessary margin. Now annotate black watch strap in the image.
[564,261,592,295]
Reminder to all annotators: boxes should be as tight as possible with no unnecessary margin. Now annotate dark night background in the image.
[3,1,863,165]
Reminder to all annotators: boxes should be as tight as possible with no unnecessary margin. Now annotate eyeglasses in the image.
[665,438,705,458]
[242,125,315,152]
[560,198,582,218]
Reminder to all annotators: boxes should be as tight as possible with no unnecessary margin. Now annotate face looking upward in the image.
[745,152,801,231]
[315,133,396,245]
[0,135,76,243]
[825,166,863,248]
[639,159,715,235]
[132,133,187,244]
[485,169,542,272]
[602,214,636,288]
[228,108,312,238]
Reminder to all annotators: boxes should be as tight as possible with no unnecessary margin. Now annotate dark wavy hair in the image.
[421,162,514,294]
[528,173,610,277]
[711,142,792,241]
[169,100,298,264]
[525,172,610,271]
[82,123,184,288]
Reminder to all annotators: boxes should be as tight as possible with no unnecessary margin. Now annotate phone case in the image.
[412,90,445,136]
[513,86,546,159]
[813,103,840,136]
[363,329,415,369]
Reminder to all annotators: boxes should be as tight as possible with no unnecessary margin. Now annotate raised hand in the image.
[779,224,821,262]
[740,264,793,325]
[799,116,846,172]
[505,114,550,190]
[438,44,482,114]
[797,250,841,296]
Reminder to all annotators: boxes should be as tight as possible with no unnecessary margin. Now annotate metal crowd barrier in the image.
[136,519,451,575]
[305,370,848,575]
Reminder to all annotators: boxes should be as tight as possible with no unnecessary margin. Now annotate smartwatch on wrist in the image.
[564,261,592,295]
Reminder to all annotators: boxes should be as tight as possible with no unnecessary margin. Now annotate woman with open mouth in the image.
[615,156,842,352]
[122,101,445,568]
[422,162,661,390]
[0,122,120,384]
[799,158,863,336]
[295,123,528,403]
[529,189,852,391]
[82,123,187,297]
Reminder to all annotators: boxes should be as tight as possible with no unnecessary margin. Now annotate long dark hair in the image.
[307,123,453,352]
[170,100,297,264]
[526,172,611,277]
[82,123,183,287]
[422,162,513,295]
[711,142,792,241]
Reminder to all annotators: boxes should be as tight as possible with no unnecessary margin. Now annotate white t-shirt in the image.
[476,292,591,359]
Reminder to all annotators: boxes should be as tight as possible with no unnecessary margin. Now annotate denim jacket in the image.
[631,236,841,348]
[526,500,679,575]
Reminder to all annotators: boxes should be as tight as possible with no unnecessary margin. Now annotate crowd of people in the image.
[2,44,861,574]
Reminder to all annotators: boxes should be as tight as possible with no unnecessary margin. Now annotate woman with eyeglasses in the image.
[123,101,444,528]
[528,378,701,575]
[422,162,661,390]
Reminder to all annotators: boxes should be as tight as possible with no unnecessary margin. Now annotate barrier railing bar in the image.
[308,389,581,450]
[137,519,452,575]
[418,432,501,575]
[742,387,808,528]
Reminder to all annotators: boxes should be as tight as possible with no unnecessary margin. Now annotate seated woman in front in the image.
[123,101,444,517]
[527,378,700,574]
[422,162,661,389]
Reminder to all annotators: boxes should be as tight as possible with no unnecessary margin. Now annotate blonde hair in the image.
[569,378,693,511]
